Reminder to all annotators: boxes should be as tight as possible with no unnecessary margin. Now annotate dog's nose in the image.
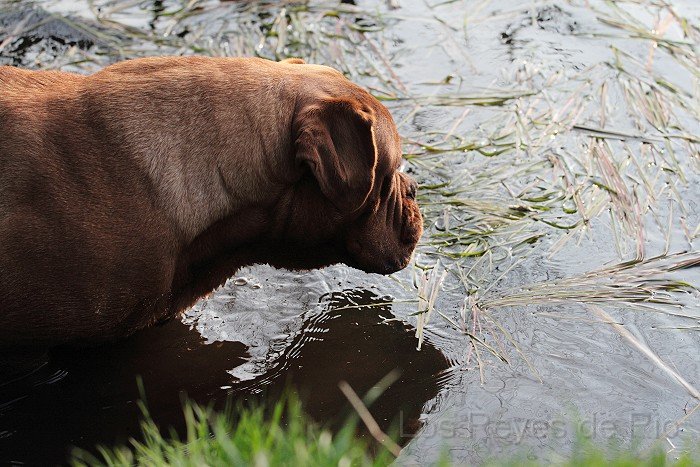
[406,179,417,200]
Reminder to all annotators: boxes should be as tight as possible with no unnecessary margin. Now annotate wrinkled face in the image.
[341,106,423,274]
[345,170,423,274]
[291,70,422,275]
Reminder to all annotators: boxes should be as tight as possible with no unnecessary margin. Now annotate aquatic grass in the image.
[414,262,447,350]
[475,252,699,315]
[379,90,536,107]
[437,249,699,381]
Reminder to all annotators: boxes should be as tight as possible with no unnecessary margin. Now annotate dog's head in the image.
[286,61,422,275]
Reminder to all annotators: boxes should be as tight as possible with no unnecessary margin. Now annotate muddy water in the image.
[1,0,699,465]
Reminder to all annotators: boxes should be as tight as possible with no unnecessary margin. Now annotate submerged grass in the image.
[477,252,699,315]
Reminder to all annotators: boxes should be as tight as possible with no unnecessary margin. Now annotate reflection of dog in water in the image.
[235,288,452,444]
[0,289,450,463]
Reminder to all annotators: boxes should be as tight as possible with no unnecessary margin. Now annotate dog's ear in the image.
[295,98,378,213]
[282,58,306,64]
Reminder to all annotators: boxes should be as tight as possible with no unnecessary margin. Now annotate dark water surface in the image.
[0,283,450,464]
[1,0,699,465]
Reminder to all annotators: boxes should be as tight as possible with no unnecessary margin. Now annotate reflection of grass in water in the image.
[477,252,699,313]
[466,253,700,396]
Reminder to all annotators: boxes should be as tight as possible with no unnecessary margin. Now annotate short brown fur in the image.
[0,56,422,346]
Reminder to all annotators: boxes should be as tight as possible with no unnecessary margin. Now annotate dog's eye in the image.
[407,183,417,200]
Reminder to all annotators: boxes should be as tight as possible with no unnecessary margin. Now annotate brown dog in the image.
[0,56,422,346]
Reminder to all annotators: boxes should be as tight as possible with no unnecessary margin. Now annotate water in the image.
[0,0,698,464]
[0,269,450,463]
